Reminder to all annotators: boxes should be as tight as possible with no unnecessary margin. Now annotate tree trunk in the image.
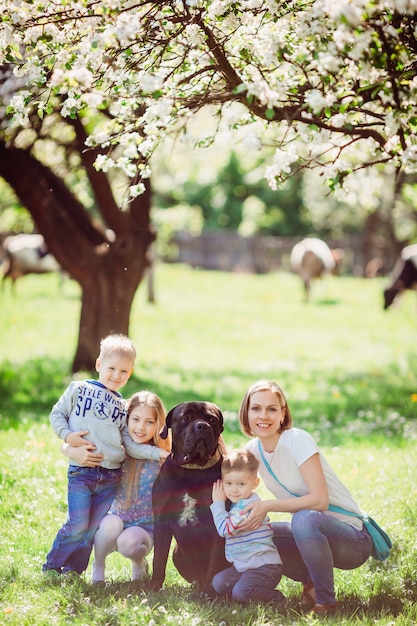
[73,265,140,372]
[0,141,154,372]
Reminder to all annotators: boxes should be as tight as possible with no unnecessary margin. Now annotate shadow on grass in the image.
[0,358,220,430]
[316,298,340,306]
[36,576,408,622]
[1,356,416,448]
[0,358,72,429]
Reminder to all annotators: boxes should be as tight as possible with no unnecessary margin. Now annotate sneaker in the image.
[132,558,149,582]
[91,562,105,585]
[61,570,81,585]
[299,582,316,612]
[312,602,339,615]
[276,595,289,612]
[42,569,61,585]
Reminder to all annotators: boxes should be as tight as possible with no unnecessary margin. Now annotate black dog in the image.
[150,401,229,591]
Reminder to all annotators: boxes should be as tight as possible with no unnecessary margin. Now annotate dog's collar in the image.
[180,448,222,470]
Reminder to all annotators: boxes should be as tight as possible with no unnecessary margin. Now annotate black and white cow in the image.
[1,233,61,287]
[290,237,344,302]
[383,244,417,310]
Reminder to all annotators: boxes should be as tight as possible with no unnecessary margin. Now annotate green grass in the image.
[1,264,417,625]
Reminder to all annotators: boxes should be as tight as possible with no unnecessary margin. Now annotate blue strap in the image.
[257,439,301,497]
[326,503,366,520]
[257,439,364,520]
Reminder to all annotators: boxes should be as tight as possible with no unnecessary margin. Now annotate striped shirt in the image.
[210,492,282,572]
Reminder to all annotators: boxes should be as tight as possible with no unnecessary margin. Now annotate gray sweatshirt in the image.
[49,380,161,469]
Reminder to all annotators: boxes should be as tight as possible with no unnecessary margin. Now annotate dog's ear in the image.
[216,407,224,434]
[160,404,177,439]
[160,424,169,439]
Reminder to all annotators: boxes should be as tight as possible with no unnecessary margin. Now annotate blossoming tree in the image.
[0,0,416,369]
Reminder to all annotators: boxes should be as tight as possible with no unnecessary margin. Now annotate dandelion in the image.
[411,394,417,402]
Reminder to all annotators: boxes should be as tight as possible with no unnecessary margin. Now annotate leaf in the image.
[232,84,247,95]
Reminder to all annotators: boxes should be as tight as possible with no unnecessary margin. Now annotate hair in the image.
[126,390,171,452]
[238,379,293,437]
[123,390,171,509]
[98,334,136,362]
[221,448,259,478]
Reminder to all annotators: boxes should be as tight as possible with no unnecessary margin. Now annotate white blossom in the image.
[94,154,115,172]
[0,0,417,189]
[400,143,417,171]
[208,1,228,18]
[241,132,262,152]
[82,92,104,108]
[265,146,299,189]
[305,90,334,114]
[184,23,205,46]
[329,114,346,128]
[129,183,146,198]
[61,97,82,118]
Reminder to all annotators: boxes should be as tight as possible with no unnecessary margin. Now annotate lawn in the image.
[0,264,416,625]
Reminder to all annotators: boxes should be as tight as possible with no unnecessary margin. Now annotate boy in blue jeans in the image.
[210,448,287,608]
[42,334,164,583]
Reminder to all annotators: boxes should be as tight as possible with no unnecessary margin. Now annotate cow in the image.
[290,237,344,302]
[1,233,61,288]
[383,244,417,310]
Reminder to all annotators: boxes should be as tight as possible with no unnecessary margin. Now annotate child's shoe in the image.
[42,569,61,585]
[276,594,289,612]
[91,562,105,585]
[132,559,149,582]
[61,570,81,585]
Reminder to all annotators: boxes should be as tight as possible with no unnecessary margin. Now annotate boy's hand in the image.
[212,479,226,502]
[65,430,94,447]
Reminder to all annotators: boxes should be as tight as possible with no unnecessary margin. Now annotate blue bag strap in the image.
[257,439,365,519]
[327,503,365,519]
[257,439,304,498]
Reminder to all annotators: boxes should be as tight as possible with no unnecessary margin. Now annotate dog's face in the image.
[161,401,223,467]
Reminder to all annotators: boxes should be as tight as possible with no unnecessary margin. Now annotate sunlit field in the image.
[1,263,416,625]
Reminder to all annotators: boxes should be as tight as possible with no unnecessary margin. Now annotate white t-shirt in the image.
[245,428,363,530]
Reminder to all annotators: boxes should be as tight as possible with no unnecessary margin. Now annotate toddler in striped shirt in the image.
[210,448,287,608]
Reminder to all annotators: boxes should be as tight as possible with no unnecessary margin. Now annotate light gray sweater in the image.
[49,380,161,469]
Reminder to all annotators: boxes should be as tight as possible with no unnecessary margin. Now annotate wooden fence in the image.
[169,231,396,276]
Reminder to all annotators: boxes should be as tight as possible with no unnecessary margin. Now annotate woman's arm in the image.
[238,453,329,530]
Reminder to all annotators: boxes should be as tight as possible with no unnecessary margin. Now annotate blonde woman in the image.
[238,380,372,615]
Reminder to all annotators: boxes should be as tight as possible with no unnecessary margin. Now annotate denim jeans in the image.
[43,465,121,574]
[211,563,285,604]
[272,509,373,605]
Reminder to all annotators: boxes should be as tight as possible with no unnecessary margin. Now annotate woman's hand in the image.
[237,498,270,531]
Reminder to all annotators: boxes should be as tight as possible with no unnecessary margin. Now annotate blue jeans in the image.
[43,466,121,574]
[211,563,285,604]
[272,510,373,605]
